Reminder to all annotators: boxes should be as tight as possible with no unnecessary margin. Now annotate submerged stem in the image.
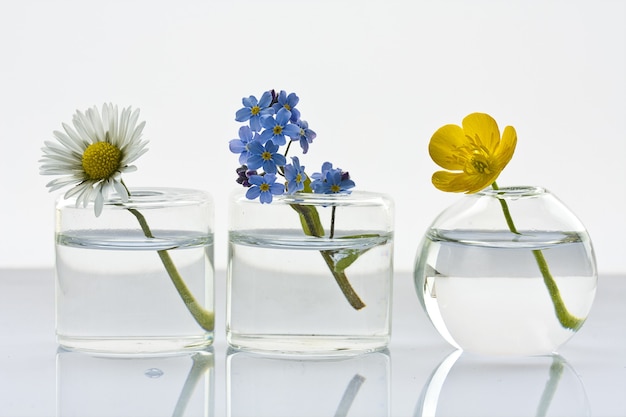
[321,250,366,310]
[491,182,583,330]
[127,208,214,331]
[290,202,366,310]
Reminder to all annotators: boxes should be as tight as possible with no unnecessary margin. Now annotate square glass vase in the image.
[227,190,394,355]
[55,187,215,354]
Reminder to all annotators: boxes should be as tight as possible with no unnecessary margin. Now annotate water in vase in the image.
[228,229,393,353]
[416,229,596,356]
[56,229,214,353]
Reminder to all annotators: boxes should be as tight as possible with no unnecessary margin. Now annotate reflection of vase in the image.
[414,186,597,356]
[415,351,590,417]
[227,190,394,354]
[227,348,390,417]
[55,187,215,353]
[56,348,214,417]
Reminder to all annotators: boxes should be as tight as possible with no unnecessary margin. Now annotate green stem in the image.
[321,250,366,310]
[330,206,337,239]
[491,182,583,330]
[127,208,214,331]
[290,202,366,310]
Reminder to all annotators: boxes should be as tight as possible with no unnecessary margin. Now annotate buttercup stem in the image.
[492,182,583,330]
[127,208,215,331]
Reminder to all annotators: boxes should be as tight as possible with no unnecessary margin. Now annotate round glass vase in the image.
[227,190,394,354]
[414,186,597,356]
[55,187,215,354]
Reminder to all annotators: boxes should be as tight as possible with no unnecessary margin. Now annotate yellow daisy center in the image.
[261,151,272,161]
[251,105,261,116]
[82,141,122,180]
[260,183,270,192]
[331,184,341,193]
[284,104,291,111]
[273,125,283,135]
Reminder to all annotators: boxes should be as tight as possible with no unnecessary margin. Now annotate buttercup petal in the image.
[494,125,517,169]
[429,124,466,170]
[432,170,492,194]
[462,113,501,152]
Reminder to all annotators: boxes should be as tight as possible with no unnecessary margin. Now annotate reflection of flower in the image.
[39,103,149,216]
[428,112,582,331]
[429,112,517,193]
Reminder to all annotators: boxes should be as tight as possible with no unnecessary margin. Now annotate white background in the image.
[1,0,624,274]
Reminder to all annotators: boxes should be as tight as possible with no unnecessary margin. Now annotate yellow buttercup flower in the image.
[429,112,517,193]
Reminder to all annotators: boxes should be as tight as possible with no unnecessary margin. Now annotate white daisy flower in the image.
[40,103,149,216]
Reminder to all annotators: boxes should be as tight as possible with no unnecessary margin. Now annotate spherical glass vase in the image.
[55,187,215,354]
[227,190,394,355]
[413,186,597,356]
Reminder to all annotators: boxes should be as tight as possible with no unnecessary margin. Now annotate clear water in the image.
[56,229,214,353]
[227,229,393,354]
[415,229,597,356]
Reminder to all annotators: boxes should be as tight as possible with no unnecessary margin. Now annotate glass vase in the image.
[55,187,215,353]
[227,190,394,354]
[414,186,597,356]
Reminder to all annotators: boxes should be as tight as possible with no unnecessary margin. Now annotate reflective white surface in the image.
[1,269,624,416]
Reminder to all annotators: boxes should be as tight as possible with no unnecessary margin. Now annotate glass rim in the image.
[57,186,212,209]
[233,189,392,207]
[476,185,547,198]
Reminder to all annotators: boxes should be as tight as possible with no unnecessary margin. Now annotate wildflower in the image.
[271,90,301,122]
[429,112,517,193]
[246,140,287,174]
[246,173,284,204]
[235,165,257,187]
[284,156,306,194]
[259,108,301,146]
[235,91,275,132]
[229,90,367,310]
[39,103,149,216]
[293,119,316,154]
[311,163,355,194]
[229,125,260,165]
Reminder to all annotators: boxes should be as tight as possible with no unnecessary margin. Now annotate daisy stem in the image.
[126,208,214,332]
[492,182,583,330]
[290,202,366,310]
